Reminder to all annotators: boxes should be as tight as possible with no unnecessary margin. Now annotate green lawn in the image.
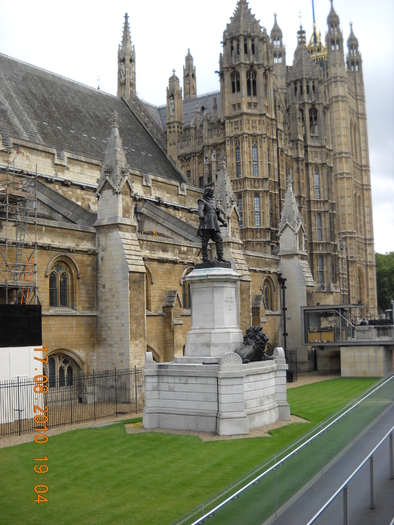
[0,378,379,525]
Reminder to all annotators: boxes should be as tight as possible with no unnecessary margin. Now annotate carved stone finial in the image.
[111,111,119,127]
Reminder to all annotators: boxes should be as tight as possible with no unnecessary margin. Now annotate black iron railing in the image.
[0,367,144,437]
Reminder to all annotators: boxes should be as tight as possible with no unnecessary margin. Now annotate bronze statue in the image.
[197,187,228,263]
[234,326,274,363]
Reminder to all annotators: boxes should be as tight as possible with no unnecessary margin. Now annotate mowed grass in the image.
[0,378,378,525]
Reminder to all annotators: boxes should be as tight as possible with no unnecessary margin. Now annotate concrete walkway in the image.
[270,405,394,525]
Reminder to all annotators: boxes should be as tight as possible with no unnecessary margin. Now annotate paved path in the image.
[271,405,394,525]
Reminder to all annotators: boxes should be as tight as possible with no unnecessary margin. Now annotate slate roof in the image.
[0,53,185,184]
[156,91,221,129]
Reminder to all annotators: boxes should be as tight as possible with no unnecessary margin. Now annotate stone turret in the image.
[166,71,183,166]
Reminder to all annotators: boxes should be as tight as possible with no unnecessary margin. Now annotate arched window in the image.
[331,40,335,51]
[180,267,194,310]
[277,53,282,63]
[336,40,340,51]
[309,108,318,135]
[315,172,321,199]
[262,279,274,311]
[44,354,77,389]
[252,142,259,176]
[231,72,240,94]
[236,144,241,178]
[244,38,248,54]
[49,262,71,308]
[145,265,154,312]
[251,39,255,55]
[318,256,324,285]
[317,213,323,241]
[254,194,261,227]
[273,38,280,48]
[247,70,257,97]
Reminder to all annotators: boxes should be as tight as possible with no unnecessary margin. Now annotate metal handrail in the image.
[306,425,394,525]
[188,373,394,525]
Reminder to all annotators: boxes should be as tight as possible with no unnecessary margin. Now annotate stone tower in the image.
[117,13,136,101]
[325,2,376,315]
[220,0,278,253]
[183,49,197,100]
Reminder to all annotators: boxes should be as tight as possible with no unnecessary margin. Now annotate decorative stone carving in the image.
[219,352,243,367]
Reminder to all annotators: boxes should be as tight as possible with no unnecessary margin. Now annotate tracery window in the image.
[247,70,257,97]
[44,355,74,388]
[252,142,259,177]
[315,172,321,200]
[309,108,318,135]
[49,262,71,308]
[231,72,240,94]
[254,194,261,227]
[273,38,280,48]
[236,144,241,178]
[317,214,323,241]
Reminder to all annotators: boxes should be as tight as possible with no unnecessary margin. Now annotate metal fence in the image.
[0,367,144,437]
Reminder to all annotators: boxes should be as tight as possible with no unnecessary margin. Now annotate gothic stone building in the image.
[0,0,377,379]
[122,0,376,318]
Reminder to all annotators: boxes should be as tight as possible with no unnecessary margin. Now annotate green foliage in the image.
[375,251,394,311]
[0,378,377,525]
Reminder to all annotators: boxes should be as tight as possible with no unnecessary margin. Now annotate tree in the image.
[375,252,394,312]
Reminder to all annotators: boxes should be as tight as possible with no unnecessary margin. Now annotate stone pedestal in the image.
[184,267,243,358]
[143,348,290,436]
[143,266,291,436]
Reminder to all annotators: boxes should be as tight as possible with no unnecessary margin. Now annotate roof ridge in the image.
[0,52,118,100]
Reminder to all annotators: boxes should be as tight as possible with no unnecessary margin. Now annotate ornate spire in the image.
[97,111,131,195]
[278,177,304,235]
[183,49,197,100]
[225,0,261,37]
[327,0,340,27]
[347,22,359,48]
[271,12,283,41]
[117,13,136,100]
[121,13,133,54]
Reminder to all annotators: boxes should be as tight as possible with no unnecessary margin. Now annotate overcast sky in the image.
[1,0,393,253]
